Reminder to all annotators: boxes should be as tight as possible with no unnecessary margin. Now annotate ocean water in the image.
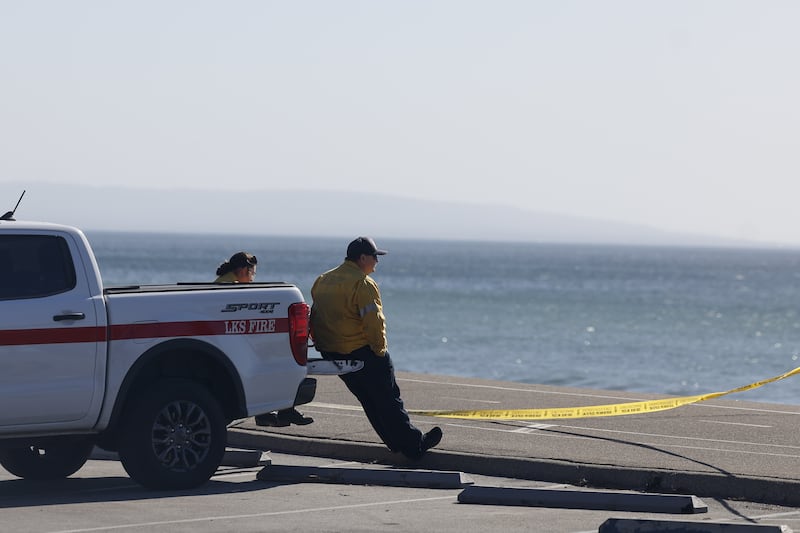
[86,231,800,406]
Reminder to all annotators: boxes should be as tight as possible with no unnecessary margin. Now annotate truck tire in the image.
[118,378,227,490]
[0,438,94,480]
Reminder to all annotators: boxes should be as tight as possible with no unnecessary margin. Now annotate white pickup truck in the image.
[0,213,335,489]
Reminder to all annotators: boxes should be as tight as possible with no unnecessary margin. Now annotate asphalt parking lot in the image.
[1,451,799,533]
[231,371,800,507]
[4,371,800,531]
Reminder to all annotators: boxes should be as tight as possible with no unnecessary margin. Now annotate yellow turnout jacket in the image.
[310,260,387,356]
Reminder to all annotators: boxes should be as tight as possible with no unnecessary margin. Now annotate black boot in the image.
[404,427,443,460]
[279,408,314,425]
[255,408,313,427]
[254,412,288,427]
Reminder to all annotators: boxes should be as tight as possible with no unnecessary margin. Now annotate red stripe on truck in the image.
[0,319,289,346]
[0,326,107,346]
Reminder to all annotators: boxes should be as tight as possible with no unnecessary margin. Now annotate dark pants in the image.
[322,346,424,458]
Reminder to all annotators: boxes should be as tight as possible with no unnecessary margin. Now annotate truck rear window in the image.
[0,235,77,300]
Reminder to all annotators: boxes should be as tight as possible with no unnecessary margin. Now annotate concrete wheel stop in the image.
[458,485,708,514]
[256,464,474,489]
[599,517,793,532]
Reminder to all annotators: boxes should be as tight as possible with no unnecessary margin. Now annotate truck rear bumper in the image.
[293,377,316,407]
[306,358,364,375]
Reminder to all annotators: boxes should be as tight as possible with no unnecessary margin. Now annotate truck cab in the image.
[0,223,107,429]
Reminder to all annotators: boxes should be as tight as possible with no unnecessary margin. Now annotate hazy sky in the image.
[2,2,799,245]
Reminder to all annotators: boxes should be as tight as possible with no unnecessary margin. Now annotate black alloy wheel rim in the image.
[151,400,212,472]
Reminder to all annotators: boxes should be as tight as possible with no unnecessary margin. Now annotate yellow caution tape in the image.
[410,366,800,421]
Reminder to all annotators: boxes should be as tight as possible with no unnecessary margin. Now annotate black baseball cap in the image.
[346,236,387,259]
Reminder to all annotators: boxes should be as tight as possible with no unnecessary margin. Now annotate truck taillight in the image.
[288,302,310,366]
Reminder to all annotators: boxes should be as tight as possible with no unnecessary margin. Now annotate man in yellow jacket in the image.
[310,236,442,460]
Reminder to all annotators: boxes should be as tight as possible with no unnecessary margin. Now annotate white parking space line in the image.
[441,397,501,404]
[400,377,641,400]
[48,495,456,533]
[511,423,557,433]
[212,470,260,480]
[553,423,800,451]
[307,401,362,411]
[701,419,772,428]
[748,510,800,520]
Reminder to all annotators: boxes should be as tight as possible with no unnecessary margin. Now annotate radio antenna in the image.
[1,190,26,221]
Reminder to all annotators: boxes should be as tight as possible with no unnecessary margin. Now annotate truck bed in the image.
[104,281,297,294]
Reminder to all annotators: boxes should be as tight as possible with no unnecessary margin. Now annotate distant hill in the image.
[0,182,750,247]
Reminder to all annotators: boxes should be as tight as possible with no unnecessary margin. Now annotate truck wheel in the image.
[118,379,226,490]
[0,439,94,480]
